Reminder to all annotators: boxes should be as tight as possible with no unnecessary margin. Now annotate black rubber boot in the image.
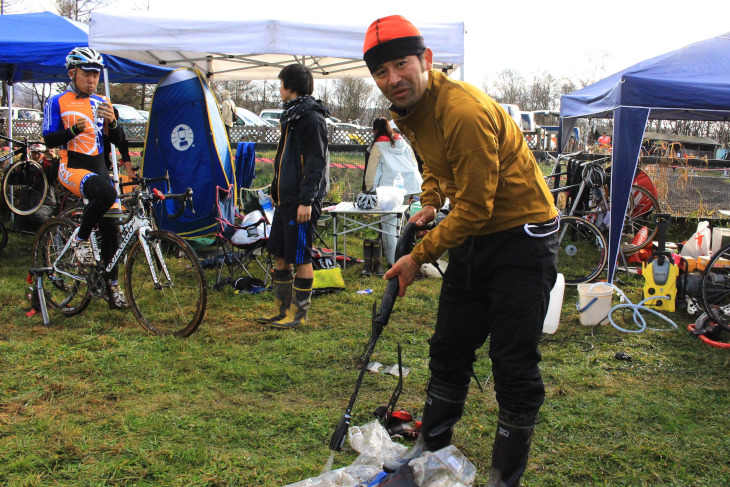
[361,239,373,277]
[256,269,293,323]
[486,408,538,487]
[269,277,312,329]
[383,376,469,473]
[372,238,385,277]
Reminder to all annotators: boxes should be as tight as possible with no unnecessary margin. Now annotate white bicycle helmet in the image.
[66,47,104,71]
[29,143,46,153]
[355,191,378,210]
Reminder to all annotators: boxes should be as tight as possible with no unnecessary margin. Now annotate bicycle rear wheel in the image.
[0,219,7,251]
[125,230,207,337]
[31,217,91,315]
[558,215,607,285]
[700,243,730,332]
[4,160,48,215]
[620,185,661,253]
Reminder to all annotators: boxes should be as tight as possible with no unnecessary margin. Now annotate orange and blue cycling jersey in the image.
[43,91,110,197]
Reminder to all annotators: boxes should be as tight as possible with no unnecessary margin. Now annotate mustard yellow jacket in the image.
[393,70,558,264]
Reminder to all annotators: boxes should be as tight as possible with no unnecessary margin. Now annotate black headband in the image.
[364,36,426,73]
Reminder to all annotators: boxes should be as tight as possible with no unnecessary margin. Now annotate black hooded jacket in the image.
[271,96,329,206]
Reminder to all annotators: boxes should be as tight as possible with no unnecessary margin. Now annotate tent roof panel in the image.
[0,11,171,84]
[89,11,464,80]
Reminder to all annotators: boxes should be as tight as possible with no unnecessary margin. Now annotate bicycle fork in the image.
[138,229,173,289]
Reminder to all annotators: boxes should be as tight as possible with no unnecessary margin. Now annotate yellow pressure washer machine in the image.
[642,214,678,312]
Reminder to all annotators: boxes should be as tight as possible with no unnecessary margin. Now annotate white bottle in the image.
[393,172,405,190]
[258,189,275,223]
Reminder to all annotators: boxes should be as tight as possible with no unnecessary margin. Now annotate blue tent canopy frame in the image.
[560,32,730,282]
[0,11,171,85]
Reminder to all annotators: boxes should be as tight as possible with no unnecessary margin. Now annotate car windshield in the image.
[114,105,146,122]
[236,108,269,126]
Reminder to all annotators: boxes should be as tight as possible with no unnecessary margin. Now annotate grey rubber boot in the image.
[383,376,469,473]
[486,408,538,487]
[257,269,293,323]
[361,239,373,277]
[269,277,313,329]
[372,238,385,277]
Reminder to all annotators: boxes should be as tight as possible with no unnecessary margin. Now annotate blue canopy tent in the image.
[0,11,171,84]
[560,32,730,282]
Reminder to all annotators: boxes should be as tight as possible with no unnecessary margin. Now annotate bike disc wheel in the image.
[700,243,730,332]
[31,217,91,315]
[620,185,661,253]
[558,216,607,285]
[125,230,207,337]
[4,160,48,215]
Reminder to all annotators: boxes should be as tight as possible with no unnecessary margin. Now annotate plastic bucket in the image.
[576,282,613,326]
[542,273,565,334]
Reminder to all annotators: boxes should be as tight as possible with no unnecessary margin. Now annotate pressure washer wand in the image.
[327,222,422,456]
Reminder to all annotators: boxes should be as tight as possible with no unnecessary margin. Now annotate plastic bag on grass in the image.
[282,421,405,487]
[281,421,476,487]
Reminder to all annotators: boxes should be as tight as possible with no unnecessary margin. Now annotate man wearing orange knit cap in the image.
[364,15,559,486]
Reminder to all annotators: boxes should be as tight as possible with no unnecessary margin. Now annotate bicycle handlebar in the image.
[116,187,194,225]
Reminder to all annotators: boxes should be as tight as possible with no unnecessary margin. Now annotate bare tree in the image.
[486,69,527,107]
[329,77,374,125]
[577,50,610,88]
[55,0,113,23]
[1,0,23,15]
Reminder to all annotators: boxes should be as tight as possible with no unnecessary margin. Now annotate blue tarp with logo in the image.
[0,11,170,84]
[142,68,235,239]
[560,31,730,282]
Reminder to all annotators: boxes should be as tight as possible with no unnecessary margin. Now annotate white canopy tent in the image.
[89,11,465,80]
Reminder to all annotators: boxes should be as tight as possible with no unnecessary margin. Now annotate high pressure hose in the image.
[583,282,678,333]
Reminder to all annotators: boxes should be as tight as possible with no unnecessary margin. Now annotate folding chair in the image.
[211,184,272,290]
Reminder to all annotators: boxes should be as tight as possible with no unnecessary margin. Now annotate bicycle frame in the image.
[0,135,30,168]
[47,186,190,291]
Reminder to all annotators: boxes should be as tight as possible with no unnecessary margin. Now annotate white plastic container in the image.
[257,189,275,223]
[393,172,405,190]
[577,282,613,326]
[711,227,730,253]
[542,273,565,334]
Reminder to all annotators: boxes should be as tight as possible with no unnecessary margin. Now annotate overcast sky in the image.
[25,0,730,87]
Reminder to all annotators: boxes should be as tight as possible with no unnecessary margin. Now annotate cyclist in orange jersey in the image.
[43,47,128,309]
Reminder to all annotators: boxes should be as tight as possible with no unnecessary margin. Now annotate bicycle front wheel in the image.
[31,217,91,315]
[558,216,607,285]
[4,160,48,215]
[700,243,730,332]
[620,185,661,253]
[125,230,207,337]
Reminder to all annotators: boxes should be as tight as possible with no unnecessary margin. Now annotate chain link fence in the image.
[10,120,728,219]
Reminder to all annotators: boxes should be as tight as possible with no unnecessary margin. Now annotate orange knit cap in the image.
[363,15,426,73]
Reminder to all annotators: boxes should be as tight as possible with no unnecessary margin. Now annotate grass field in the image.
[1,213,730,486]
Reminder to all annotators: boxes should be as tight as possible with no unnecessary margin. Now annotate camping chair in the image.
[211,184,272,290]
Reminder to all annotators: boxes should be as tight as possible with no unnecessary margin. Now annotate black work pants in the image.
[429,227,558,413]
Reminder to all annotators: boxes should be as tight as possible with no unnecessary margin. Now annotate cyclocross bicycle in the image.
[544,152,661,284]
[0,135,49,216]
[31,180,207,337]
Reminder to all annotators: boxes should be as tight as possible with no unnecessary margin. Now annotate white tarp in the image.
[89,11,464,80]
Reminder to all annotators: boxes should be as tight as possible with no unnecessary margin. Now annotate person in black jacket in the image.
[257,64,329,329]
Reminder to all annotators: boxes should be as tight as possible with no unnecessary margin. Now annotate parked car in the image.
[137,109,150,120]
[113,104,147,124]
[520,111,537,132]
[0,107,42,122]
[498,103,523,131]
[235,107,271,127]
[0,107,43,136]
[259,108,283,124]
